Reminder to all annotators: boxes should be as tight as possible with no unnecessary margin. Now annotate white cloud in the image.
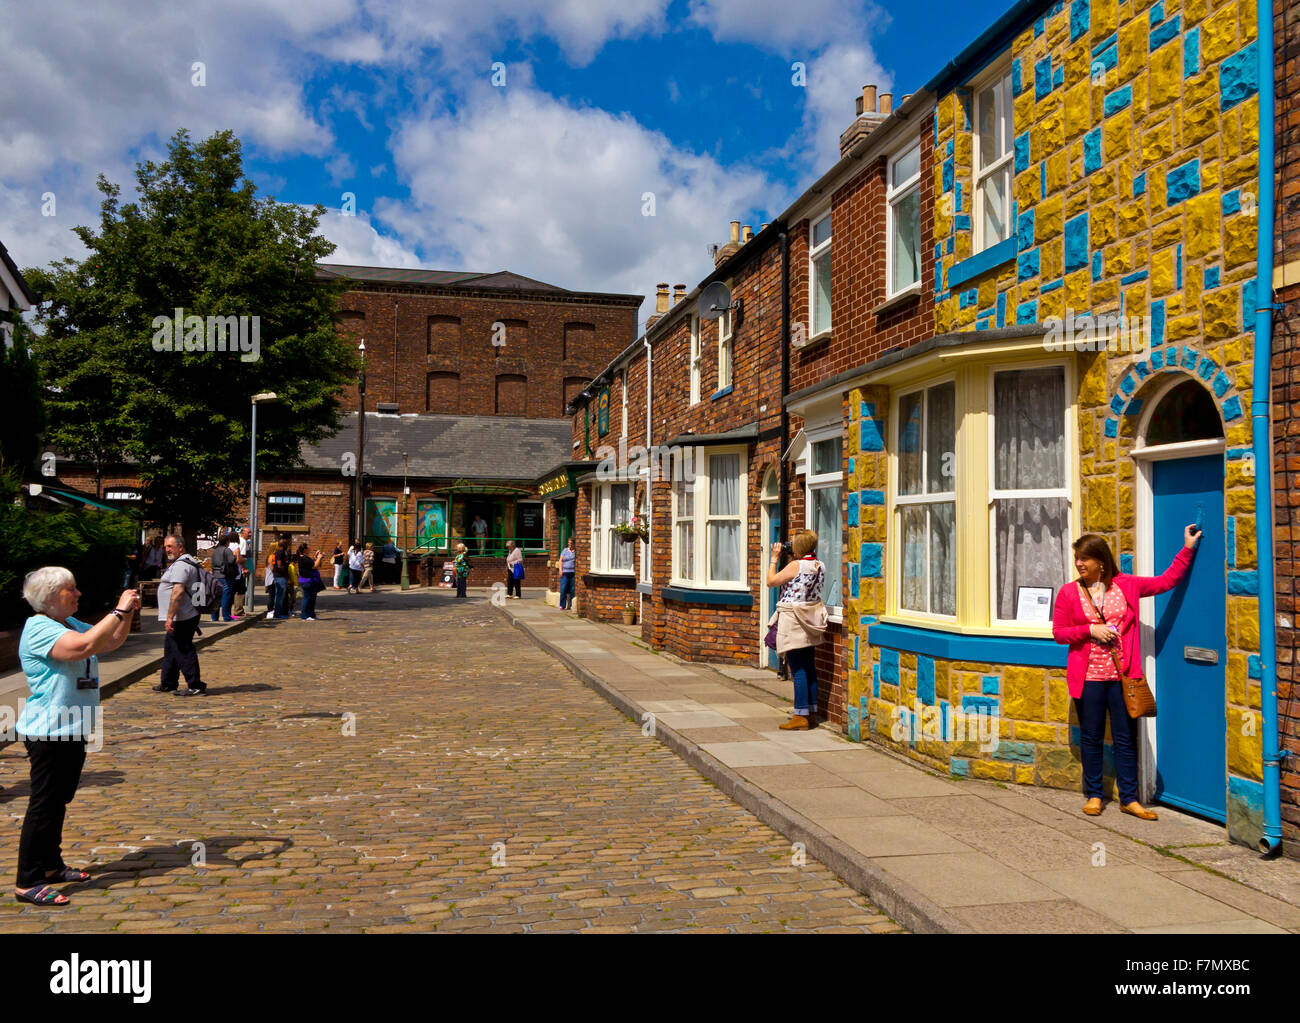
[315,209,423,268]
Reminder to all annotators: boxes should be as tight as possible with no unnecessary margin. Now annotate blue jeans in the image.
[1075,679,1140,804]
[300,582,318,619]
[217,580,235,621]
[271,577,288,617]
[559,572,574,609]
[786,646,818,716]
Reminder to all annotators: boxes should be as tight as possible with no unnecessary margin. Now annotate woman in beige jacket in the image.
[765,529,829,730]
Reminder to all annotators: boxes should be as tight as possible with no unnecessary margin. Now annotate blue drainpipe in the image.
[1253,0,1284,854]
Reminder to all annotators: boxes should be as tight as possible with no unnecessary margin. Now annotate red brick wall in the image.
[334,285,639,419]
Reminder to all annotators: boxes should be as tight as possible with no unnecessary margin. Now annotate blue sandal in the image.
[48,867,90,883]
[14,884,69,906]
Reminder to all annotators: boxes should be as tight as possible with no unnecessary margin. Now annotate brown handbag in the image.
[1079,583,1157,718]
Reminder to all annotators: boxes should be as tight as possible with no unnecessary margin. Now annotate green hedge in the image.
[0,469,139,630]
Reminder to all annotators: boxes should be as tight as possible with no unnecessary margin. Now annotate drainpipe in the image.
[779,230,790,535]
[1253,0,1285,855]
[644,334,653,615]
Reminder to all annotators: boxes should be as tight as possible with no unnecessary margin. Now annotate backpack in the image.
[180,555,219,613]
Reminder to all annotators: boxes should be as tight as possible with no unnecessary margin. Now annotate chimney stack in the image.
[879,92,893,115]
[841,83,892,156]
[672,284,687,306]
[655,283,670,314]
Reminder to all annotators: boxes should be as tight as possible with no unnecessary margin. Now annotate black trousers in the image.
[16,739,87,887]
[506,572,522,598]
[456,575,467,598]
[160,615,202,690]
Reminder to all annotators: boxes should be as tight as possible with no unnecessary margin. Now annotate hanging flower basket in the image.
[614,516,649,544]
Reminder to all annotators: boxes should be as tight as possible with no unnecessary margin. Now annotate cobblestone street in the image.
[0,590,902,933]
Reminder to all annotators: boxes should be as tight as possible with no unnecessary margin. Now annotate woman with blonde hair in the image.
[765,529,829,730]
[454,543,470,599]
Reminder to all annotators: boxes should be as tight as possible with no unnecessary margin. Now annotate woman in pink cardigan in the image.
[1052,526,1201,820]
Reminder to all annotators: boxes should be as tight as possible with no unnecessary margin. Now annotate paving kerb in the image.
[503,607,966,935]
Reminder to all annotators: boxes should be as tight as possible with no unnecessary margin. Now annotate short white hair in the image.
[23,566,76,613]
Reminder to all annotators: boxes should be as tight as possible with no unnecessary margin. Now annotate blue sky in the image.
[3,0,1007,324]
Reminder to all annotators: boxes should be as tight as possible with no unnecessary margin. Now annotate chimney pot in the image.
[879,92,893,115]
[760,223,769,232]
[862,84,877,113]
[655,283,670,314]
[742,225,753,243]
[672,283,687,306]
[729,220,740,243]
[901,93,913,106]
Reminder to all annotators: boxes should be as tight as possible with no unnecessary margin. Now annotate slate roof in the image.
[0,239,37,307]
[315,263,643,305]
[299,413,575,481]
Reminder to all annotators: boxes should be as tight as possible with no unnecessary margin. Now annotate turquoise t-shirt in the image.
[16,615,99,740]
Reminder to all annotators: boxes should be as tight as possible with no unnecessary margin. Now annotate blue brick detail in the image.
[1083,128,1102,174]
[1133,171,1146,197]
[1176,244,1183,289]
[996,291,1007,328]
[1150,14,1181,51]
[860,415,884,452]
[1104,417,1118,437]
[1226,516,1236,567]
[1248,654,1263,679]
[847,704,860,742]
[1019,248,1041,280]
[1120,270,1149,285]
[1014,132,1031,174]
[1227,571,1259,595]
[1204,265,1221,289]
[1092,31,1118,56]
[1040,160,1048,198]
[1064,213,1089,272]
[1104,85,1132,116]
[950,758,970,777]
[1223,395,1244,421]
[1120,554,1134,573]
[1212,371,1232,398]
[1151,349,1164,370]
[1149,1,1165,24]
[1012,58,1023,96]
[1094,41,1118,71]
[1167,159,1201,205]
[946,139,954,157]
[1119,372,1137,396]
[1124,397,1144,417]
[1151,300,1166,348]
[1185,25,1200,77]
[1181,345,1198,369]
[1039,278,1064,293]
[850,562,860,598]
[961,695,999,714]
[942,156,954,193]
[861,542,883,577]
[994,741,1036,764]
[954,214,971,232]
[1227,447,1252,460]
[1220,41,1259,110]
[1244,277,1257,328]
[1109,394,1126,415]
[873,663,881,697]
[1016,300,1038,325]
[1092,249,1103,281]
[981,675,1000,695]
[1164,345,1180,369]
[917,656,936,706]
[881,649,900,686]
[1070,0,1090,40]
[1034,15,1045,35]
[1018,208,1036,251]
[1222,189,1241,215]
[1196,355,1217,381]
[1052,64,1064,89]
[1134,361,1151,380]
[946,236,954,254]
[861,489,885,505]
[847,492,860,527]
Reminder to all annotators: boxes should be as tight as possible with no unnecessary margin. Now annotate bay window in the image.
[672,446,747,588]
[591,482,634,574]
[894,382,957,617]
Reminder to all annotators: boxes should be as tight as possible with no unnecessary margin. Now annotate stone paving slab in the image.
[504,599,1300,934]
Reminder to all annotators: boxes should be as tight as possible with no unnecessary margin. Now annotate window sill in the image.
[867,619,1066,668]
[582,572,638,586]
[264,523,308,532]
[710,385,734,401]
[946,237,1017,291]
[662,586,753,607]
[794,329,832,354]
[874,283,922,316]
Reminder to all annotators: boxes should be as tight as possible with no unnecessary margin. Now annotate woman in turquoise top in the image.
[14,568,138,906]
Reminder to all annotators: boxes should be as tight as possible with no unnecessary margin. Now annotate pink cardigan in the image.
[1051,546,1195,699]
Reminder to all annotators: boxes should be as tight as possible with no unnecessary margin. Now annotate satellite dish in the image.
[698,281,734,321]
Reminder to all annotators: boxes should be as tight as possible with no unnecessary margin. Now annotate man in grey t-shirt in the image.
[154,535,205,695]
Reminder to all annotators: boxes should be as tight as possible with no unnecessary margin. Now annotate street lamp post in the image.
[401,451,410,590]
[248,392,279,615]
[354,340,366,544]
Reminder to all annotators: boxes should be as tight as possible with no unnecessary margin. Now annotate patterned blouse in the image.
[1080,582,1128,681]
[778,557,825,605]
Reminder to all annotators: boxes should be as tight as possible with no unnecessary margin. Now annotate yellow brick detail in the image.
[1231,595,1261,649]
[1016,90,1038,137]
[971,759,1016,781]
[1182,100,1219,146]
[1185,192,1221,260]
[1066,269,1091,309]
[1039,287,1065,323]
[1093,0,1119,38]
[1048,676,1071,723]
[1118,19,1148,80]
[1067,187,1091,218]
[1017,168,1041,210]
[1046,149,1070,194]
[1183,0,1209,25]
[1166,314,1200,340]
[1015,721,1058,743]
[1036,194,1064,240]
[1065,80,1092,140]
[1201,1,1239,62]
[1141,120,1174,167]
[1151,247,1175,295]
[1103,109,1132,161]
[1152,215,1184,248]
[1001,666,1047,720]
[1124,283,1147,316]
[1119,200,1148,238]
[1227,708,1263,781]
[1091,279,1120,308]
[1147,40,1182,110]
[1202,289,1240,340]
[1227,652,1248,705]
[1090,168,1117,204]
[1223,215,1256,269]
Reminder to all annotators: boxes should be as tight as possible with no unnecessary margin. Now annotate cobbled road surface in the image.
[0,589,903,933]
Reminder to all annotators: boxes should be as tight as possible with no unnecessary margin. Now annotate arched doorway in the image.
[759,468,780,669]
[1133,377,1227,820]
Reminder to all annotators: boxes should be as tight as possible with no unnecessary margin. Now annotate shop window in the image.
[266,492,305,526]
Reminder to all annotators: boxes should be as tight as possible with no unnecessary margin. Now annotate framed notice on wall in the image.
[1015,586,1055,623]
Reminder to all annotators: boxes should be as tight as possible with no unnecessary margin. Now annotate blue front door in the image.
[1151,454,1226,821]
[767,508,781,669]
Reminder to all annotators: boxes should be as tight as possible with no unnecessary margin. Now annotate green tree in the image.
[0,317,47,476]
[25,128,356,539]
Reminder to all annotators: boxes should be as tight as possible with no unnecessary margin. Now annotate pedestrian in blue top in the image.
[14,568,139,906]
[558,538,576,611]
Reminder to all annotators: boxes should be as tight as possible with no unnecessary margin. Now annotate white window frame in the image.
[805,425,844,618]
[670,444,748,590]
[808,210,832,339]
[892,379,958,622]
[638,479,651,584]
[689,316,701,405]
[972,63,1015,254]
[717,295,733,391]
[590,482,635,575]
[621,370,628,438]
[986,360,1074,625]
[886,140,923,298]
